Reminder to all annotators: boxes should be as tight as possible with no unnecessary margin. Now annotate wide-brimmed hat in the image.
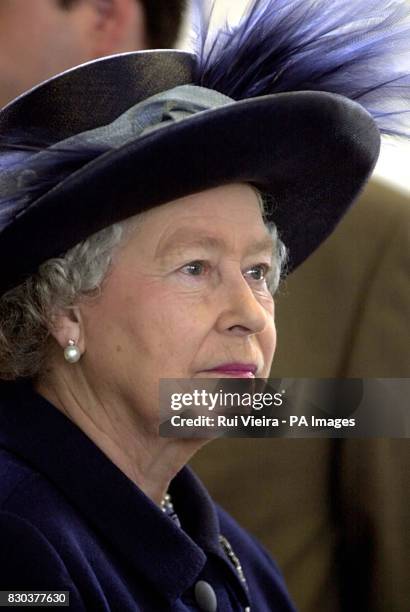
[0,0,409,296]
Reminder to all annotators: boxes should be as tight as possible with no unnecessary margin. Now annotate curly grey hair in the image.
[0,193,287,381]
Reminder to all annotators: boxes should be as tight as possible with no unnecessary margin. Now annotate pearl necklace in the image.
[160,492,172,511]
[160,492,181,527]
[160,493,249,608]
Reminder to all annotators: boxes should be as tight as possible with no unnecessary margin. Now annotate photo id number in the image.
[0,592,69,607]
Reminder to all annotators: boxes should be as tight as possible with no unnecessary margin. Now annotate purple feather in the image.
[0,140,108,231]
[190,0,410,138]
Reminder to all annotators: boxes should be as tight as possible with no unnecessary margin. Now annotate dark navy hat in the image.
[0,0,409,295]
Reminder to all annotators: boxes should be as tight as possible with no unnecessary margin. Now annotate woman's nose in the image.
[215,274,271,337]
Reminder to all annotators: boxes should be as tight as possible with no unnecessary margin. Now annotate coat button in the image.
[194,580,217,612]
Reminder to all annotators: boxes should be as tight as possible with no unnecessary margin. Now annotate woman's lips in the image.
[201,363,257,377]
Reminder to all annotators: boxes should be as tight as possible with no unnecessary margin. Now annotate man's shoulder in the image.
[359,178,409,216]
[346,178,410,242]
[318,177,409,254]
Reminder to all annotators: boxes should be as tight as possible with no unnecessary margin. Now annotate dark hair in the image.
[58,0,186,48]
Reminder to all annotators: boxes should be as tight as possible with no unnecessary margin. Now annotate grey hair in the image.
[0,221,130,381]
[0,190,287,381]
[257,190,288,292]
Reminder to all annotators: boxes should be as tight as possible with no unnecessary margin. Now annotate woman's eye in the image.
[245,263,272,282]
[181,261,208,276]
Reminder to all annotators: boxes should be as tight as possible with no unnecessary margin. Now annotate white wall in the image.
[374,140,410,195]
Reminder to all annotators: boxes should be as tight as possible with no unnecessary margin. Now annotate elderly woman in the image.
[0,0,408,610]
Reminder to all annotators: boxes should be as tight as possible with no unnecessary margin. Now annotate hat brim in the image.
[0,89,379,293]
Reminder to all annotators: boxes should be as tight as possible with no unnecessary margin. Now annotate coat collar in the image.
[0,379,244,603]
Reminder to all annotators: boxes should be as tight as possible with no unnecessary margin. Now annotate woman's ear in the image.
[88,0,148,56]
[48,306,85,354]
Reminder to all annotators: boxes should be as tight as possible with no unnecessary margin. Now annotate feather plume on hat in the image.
[191,0,410,138]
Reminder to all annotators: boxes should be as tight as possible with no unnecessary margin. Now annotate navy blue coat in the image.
[0,380,296,611]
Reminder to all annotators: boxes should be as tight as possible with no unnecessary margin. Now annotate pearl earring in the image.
[64,339,81,364]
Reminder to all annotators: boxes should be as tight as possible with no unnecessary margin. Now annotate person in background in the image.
[0,0,186,108]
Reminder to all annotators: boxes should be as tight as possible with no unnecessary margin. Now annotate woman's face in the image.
[79,183,277,421]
